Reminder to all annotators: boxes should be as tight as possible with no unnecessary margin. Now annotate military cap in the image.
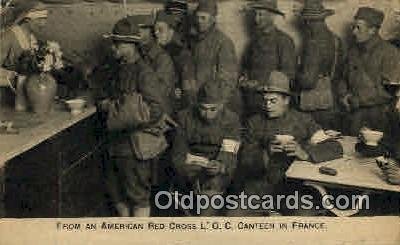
[256,71,291,95]
[247,0,285,16]
[196,0,218,16]
[198,82,225,104]
[165,0,188,15]
[354,7,384,28]
[103,16,142,43]
[299,0,335,20]
[155,10,177,28]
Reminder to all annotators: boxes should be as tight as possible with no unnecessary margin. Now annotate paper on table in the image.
[185,153,210,168]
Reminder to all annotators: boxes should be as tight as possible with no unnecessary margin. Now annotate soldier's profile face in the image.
[198,103,222,121]
[139,27,153,45]
[352,19,376,43]
[154,22,174,46]
[262,92,290,118]
[111,42,137,62]
[196,11,214,33]
[253,9,274,30]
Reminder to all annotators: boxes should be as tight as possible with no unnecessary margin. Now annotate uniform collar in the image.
[361,34,381,51]
[196,24,217,41]
[142,40,162,60]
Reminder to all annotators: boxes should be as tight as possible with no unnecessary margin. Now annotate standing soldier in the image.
[154,10,196,111]
[241,0,296,118]
[339,7,400,135]
[190,0,240,114]
[164,0,190,42]
[296,0,345,130]
[170,82,241,216]
[133,14,177,116]
[99,16,171,217]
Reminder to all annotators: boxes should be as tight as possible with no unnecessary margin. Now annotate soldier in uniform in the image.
[154,10,196,112]
[230,71,343,216]
[134,14,177,116]
[339,7,400,135]
[99,16,169,217]
[241,0,296,118]
[190,0,240,115]
[170,82,241,216]
[296,0,346,130]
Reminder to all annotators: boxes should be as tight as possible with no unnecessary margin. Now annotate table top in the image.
[0,105,96,167]
[286,137,400,193]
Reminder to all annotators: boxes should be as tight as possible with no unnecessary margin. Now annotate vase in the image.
[25,72,57,114]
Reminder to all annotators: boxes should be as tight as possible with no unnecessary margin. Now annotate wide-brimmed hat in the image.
[0,0,47,30]
[299,0,335,20]
[256,71,291,95]
[196,0,218,16]
[198,82,225,104]
[247,0,285,17]
[165,0,188,16]
[103,16,142,43]
[354,7,384,28]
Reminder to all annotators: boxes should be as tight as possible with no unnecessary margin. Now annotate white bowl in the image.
[360,128,383,146]
[65,98,86,115]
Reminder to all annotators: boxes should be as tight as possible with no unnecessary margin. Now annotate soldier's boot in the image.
[133,207,151,217]
[115,202,130,217]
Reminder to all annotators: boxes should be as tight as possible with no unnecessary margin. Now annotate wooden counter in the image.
[0,106,109,218]
[0,106,97,166]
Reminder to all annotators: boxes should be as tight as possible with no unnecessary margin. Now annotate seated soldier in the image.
[98,16,169,217]
[356,98,400,186]
[170,82,241,216]
[230,71,343,216]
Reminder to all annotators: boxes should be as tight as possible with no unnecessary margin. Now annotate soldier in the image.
[134,14,177,116]
[231,71,343,216]
[154,10,196,111]
[296,0,346,130]
[190,0,240,114]
[99,16,170,217]
[241,0,296,118]
[339,7,400,135]
[164,0,190,42]
[170,82,241,216]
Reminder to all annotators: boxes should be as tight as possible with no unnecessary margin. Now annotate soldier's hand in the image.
[284,140,309,160]
[184,164,203,178]
[382,165,400,185]
[175,88,182,99]
[269,139,284,153]
[341,94,352,112]
[205,160,225,176]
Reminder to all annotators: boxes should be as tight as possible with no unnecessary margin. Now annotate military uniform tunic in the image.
[171,108,241,194]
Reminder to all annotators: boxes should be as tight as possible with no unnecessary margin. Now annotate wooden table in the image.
[286,136,400,217]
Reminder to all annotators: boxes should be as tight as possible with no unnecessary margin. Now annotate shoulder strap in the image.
[330,37,339,79]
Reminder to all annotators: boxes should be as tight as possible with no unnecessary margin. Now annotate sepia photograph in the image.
[0,0,399,244]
